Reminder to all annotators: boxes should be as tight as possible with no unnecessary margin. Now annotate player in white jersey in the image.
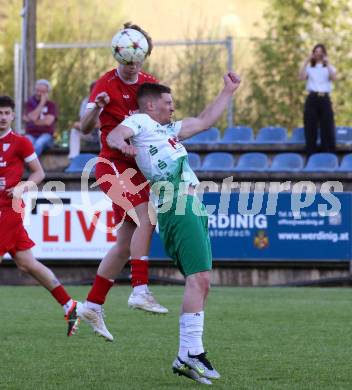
[106,73,240,384]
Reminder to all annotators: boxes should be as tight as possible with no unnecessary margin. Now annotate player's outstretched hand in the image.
[95,92,110,108]
[224,72,241,93]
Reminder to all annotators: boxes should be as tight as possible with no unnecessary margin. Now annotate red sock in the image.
[87,274,114,305]
[130,259,149,287]
[51,285,71,306]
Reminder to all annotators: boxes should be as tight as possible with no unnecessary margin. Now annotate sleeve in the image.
[121,114,146,136]
[20,137,37,163]
[167,121,183,136]
[86,77,107,110]
[79,97,88,119]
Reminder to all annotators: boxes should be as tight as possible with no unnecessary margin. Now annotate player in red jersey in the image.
[0,96,79,336]
[77,23,167,341]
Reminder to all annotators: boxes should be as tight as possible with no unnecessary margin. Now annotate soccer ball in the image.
[111,28,149,65]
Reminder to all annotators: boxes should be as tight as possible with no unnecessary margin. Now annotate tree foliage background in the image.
[237,0,352,131]
[0,0,124,133]
[0,1,226,135]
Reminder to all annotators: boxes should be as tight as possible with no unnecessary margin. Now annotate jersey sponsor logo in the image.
[149,145,158,156]
[0,157,6,167]
[168,137,178,149]
[157,159,167,170]
[123,94,130,99]
[2,144,10,152]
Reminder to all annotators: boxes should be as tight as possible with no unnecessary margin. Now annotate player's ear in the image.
[146,97,155,111]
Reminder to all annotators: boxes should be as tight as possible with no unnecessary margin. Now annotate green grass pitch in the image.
[1,286,352,389]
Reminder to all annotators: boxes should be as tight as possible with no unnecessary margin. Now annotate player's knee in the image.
[13,254,37,274]
[15,260,31,274]
[201,274,211,296]
[113,242,130,261]
[118,246,130,261]
[135,203,155,230]
[193,272,211,295]
[138,215,154,231]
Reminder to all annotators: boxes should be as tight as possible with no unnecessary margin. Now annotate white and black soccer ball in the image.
[111,28,149,65]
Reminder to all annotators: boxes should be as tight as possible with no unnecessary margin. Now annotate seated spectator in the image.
[68,81,100,160]
[23,79,57,156]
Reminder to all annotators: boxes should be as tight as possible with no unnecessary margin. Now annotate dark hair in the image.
[124,22,153,56]
[137,83,171,103]
[311,44,327,67]
[0,95,15,110]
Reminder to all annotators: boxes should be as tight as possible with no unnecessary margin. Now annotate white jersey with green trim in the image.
[121,113,199,189]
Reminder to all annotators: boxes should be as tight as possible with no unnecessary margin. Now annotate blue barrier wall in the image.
[150,193,351,261]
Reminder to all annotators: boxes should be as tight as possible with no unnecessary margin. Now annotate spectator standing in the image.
[68,81,100,160]
[23,79,57,156]
[299,44,337,156]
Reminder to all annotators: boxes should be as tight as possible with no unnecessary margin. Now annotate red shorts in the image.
[95,157,150,225]
[0,208,35,257]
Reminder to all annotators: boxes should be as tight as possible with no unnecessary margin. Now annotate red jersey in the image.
[0,130,37,208]
[88,69,158,163]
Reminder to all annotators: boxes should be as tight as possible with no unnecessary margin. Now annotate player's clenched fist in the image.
[95,92,110,108]
[121,144,137,157]
[224,71,241,93]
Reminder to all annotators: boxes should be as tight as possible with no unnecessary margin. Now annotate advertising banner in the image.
[18,191,351,261]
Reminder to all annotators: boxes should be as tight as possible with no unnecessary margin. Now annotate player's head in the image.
[0,95,15,132]
[118,22,153,81]
[35,79,51,99]
[137,83,174,125]
[124,22,153,57]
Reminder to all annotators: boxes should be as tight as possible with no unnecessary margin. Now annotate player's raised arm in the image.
[178,72,241,141]
[106,124,137,157]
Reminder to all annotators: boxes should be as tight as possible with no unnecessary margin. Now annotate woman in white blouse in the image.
[299,44,337,155]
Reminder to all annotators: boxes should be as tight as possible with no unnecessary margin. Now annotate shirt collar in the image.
[116,68,139,85]
[0,128,12,139]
